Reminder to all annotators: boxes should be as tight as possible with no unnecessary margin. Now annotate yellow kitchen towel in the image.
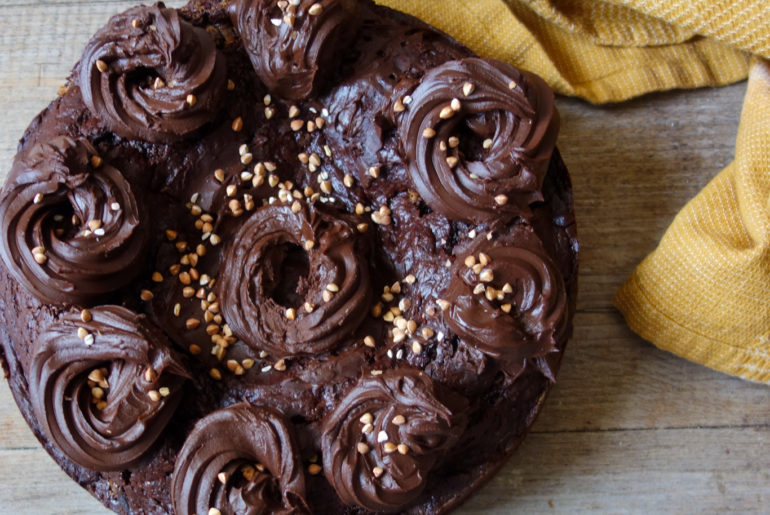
[377,0,770,383]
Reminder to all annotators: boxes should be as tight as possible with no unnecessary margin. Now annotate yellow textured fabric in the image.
[375,0,770,383]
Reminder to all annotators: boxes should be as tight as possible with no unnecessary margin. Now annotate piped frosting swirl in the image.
[29,306,188,471]
[398,58,559,223]
[321,369,468,512]
[230,0,359,100]
[172,403,308,515]
[446,238,568,379]
[78,3,226,142]
[0,136,148,305]
[218,202,371,357]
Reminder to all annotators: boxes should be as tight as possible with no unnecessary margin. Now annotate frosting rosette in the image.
[218,202,371,357]
[230,0,359,100]
[446,238,568,379]
[398,58,559,224]
[78,3,226,142]
[28,306,188,471]
[321,369,469,512]
[0,136,149,305]
[172,403,308,515]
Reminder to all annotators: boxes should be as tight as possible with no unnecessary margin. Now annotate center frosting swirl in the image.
[398,58,559,223]
[0,136,149,305]
[78,3,226,142]
[29,306,188,471]
[230,0,359,100]
[218,202,372,357]
[172,403,308,515]
[321,369,469,512]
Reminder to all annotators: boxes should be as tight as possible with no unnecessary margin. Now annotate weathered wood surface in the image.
[1,1,768,513]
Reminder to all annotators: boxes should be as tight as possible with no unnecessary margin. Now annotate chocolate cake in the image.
[0,0,578,513]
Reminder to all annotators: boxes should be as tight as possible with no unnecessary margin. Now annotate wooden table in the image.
[1,1,768,513]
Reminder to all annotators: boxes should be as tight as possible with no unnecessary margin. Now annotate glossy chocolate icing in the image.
[0,136,149,305]
[322,369,468,512]
[230,0,359,100]
[29,306,188,471]
[79,3,226,142]
[172,403,308,514]
[399,58,559,224]
[0,0,578,513]
[218,203,372,357]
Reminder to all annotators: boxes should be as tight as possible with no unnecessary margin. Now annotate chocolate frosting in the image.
[321,369,469,512]
[28,306,188,471]
[398,58,559,223]
[230,0,359,100]
[79,2,226,142]
[218,202,372,357]
[0,136,148,305]
[446,237,568,379]
[172,403,308,515]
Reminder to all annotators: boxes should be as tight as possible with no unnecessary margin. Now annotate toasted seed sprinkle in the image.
[377,430,389,443]
[357,442,370,454]
[151,271,163,283]
[450,98,461,111]
[209,508,222,515]
[304,240,315,251]
[463,81,475,96]
[479,252,491,266]
[165,229,178,241]
[77,327,88,340]
[307,463,322,476]
[209,368,222,380]
[370,369,383,376]
[397,444,409,455]
[131,18,140,28]
[326,283,340,293]
[421,327,434,339]
[270,17,282,26]
[217,472,229,485]
[494,194,509,206]
[439,106,455,119]
[422,127,436,139]
[482,138,494,149]
[185,318,200,330]
[95,59,108,72]
[186,344,200,356]
[464,256,477,268]
[359,413,374,424]
[362,423,374,434]
[308,2,323,15]
[368,166,380,178]
[436,299,450,311]
[33,193,44,204]
[84,334,95,346]
[274,359,287,371]
[343,174,354,188]
[473,283,485,295]
[78,309,92,323]
[261,365,273,373]
[210,234,221,246]
[393,98,405,113]
[147,389,161,401]
[392,415,406,425]
[242,358,255,370]
[306,120,316,132]
[285,308,296,320]
[186,94,197,107]
[289,119,303,131]
[140,289,154,301]
[479,269,494,282]
[372,467,384,478]
[446,156,459,168]
[411,341,423,354]
[383,442,398,453]
[303,302,315,314]
[322,290,334,303]
[501,303,512,313]
[508,80,518,90]
[231,117,243,132]
[157,386,170,398]
[288,105,300,118]
[363,336,375,348]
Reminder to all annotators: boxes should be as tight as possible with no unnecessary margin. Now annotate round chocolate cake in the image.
[0,0,578,513]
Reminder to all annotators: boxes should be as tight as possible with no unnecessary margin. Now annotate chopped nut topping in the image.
[392,415,406,425]
[308,2,323,16]
[463,81,475,96]
[372,466,384,478]
[186,94,197,107]
[363,336,375,348]
[308,463,322,475]
[231,117,243,132]
[357,442,369,454]
[95,59,108,73]
[422,127,436,139]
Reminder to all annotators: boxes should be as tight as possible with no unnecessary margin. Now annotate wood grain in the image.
[1,1,768,514]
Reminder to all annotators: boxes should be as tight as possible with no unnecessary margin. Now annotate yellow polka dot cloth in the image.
[377,0,770,383]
